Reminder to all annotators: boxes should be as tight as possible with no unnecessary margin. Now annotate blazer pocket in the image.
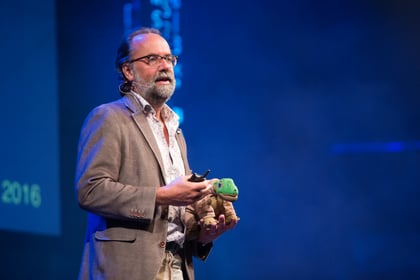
[95,227,137,242]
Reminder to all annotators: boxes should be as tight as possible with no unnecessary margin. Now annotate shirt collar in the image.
[131,91,179,124]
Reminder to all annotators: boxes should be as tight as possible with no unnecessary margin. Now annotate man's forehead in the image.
[131,33,163,45]
[131,33,149,43]
[130,33,170,52]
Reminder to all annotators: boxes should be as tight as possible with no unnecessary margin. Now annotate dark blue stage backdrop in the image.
[1,0,419,279]
[0,0,60,236]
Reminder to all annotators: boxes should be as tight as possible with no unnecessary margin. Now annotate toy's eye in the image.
[218,182,222,188]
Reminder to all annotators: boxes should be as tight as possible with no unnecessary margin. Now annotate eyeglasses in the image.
[128,54,178,67]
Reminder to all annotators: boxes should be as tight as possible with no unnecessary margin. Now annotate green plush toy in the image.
[185,178,239,239]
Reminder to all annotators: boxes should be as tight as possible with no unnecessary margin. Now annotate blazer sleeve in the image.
[75,103,159,222]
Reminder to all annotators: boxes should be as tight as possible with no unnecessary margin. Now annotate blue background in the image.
[0,0,60,236]
[1,0,419,279]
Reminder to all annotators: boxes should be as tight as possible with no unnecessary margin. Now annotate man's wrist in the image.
[155,186,168,205]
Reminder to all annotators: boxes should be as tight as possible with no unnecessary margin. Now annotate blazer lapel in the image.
[175,128,191,175]
[122,95,166,178]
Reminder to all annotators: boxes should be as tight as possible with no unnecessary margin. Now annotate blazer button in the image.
[159,241,166,248]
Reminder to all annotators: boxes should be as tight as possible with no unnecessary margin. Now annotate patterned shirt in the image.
[132,92,186,247]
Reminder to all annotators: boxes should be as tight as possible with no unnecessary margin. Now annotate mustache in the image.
[132,80,154,90]
[133,72,174,89]
[155,72,174,82]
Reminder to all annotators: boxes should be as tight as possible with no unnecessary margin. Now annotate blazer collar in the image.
[122,93,142,114]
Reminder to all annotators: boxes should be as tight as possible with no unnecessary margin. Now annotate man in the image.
[75,27,238,280]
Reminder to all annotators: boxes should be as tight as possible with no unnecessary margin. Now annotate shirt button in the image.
[159,241,166,248]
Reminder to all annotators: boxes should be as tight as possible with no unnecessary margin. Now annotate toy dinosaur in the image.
[185,178,239,240]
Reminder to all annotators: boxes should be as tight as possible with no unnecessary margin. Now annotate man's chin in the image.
[147,88,173,105]
[157,86,175,99]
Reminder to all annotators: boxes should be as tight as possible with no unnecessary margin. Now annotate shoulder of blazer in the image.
[121,94,142,114]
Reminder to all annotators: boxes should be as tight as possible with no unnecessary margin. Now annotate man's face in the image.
[127,33,176,106]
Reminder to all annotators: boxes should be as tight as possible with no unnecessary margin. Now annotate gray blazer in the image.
[75,94,211,280]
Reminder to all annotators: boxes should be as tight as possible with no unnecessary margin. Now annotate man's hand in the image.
[156,175,213,206]
[197,214,238,245]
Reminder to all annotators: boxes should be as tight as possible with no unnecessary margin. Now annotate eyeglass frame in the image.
[127,54,178,67]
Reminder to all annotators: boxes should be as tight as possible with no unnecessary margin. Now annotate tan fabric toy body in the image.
[185,178,239,240]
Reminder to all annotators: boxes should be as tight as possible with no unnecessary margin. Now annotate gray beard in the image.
[133,80,176,107]
[146,83,175,106]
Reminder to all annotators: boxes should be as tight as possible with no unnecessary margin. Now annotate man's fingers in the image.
[218,214,226,224]
[200,182,213,195]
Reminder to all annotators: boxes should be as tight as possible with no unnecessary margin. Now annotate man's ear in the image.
[121,63,134,81]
